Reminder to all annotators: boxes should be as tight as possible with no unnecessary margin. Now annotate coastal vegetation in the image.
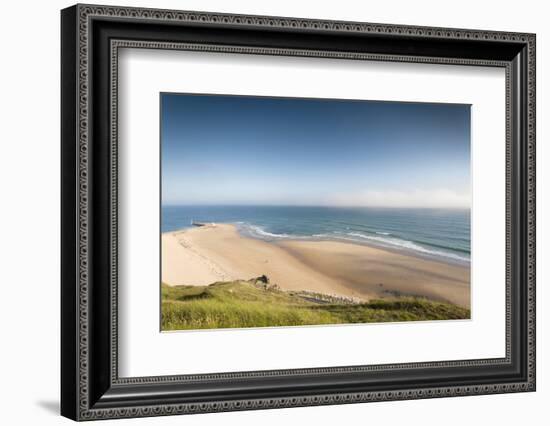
[161,277,470,331]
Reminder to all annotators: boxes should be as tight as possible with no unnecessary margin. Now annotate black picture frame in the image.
[61,4,536,421]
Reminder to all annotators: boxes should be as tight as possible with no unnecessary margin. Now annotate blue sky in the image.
[161,93,470,208]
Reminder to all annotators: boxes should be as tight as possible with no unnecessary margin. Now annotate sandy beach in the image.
[162,224,470,308]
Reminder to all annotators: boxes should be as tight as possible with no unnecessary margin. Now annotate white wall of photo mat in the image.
[119,49,506,377]
[0,0,548,425]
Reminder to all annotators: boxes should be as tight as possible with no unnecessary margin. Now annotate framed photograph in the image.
[61,4,536,421]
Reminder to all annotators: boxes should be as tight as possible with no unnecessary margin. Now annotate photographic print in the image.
[160,93,471,331]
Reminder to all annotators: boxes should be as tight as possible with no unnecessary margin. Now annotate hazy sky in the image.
[161,93,470,208]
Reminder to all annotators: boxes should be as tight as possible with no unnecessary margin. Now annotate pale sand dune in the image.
[162,224,470,308]
[162,230,230,286]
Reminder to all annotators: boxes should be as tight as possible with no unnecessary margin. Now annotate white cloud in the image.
[325,188,471,209]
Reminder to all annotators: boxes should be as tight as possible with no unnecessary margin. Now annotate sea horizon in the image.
[161,205,471,266]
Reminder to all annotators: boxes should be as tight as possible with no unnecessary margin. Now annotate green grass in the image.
[161,278,470,331]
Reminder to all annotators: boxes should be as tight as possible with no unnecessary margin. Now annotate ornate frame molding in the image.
[61,4,535,421]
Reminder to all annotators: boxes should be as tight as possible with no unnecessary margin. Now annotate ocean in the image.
[161,205,470,265]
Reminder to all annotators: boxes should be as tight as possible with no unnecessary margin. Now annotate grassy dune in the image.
[161,277,470,331]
